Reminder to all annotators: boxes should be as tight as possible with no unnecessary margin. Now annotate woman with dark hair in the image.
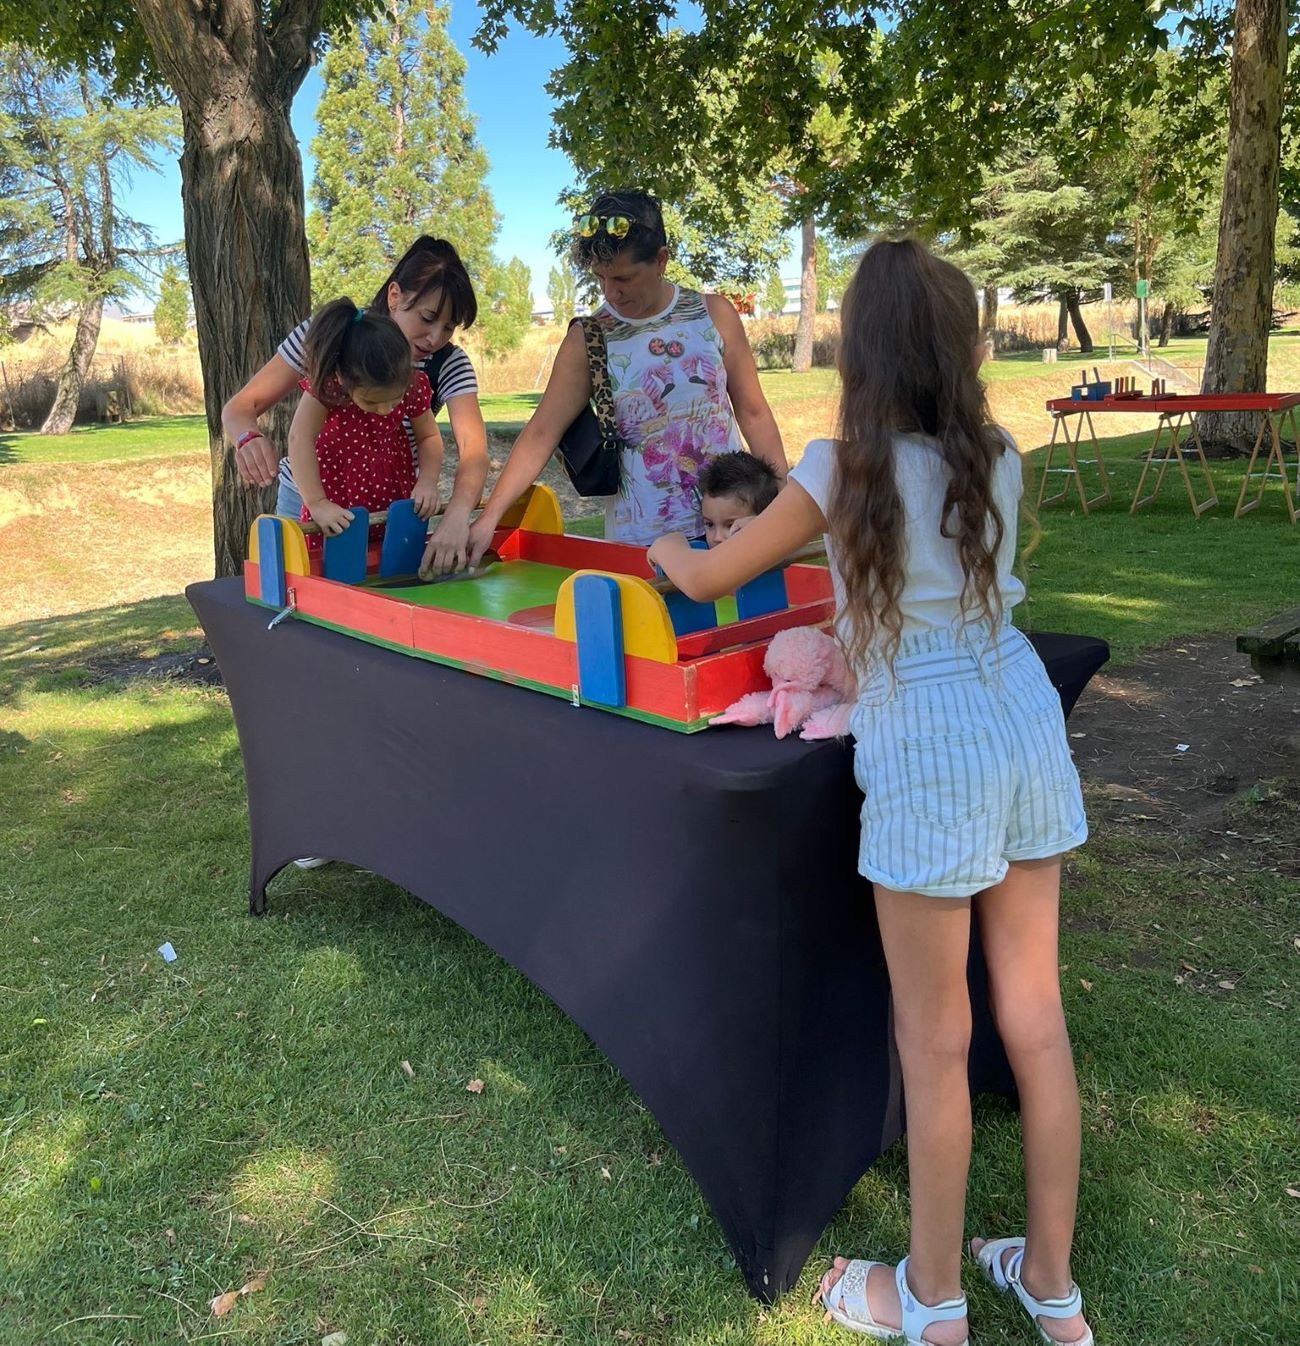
[466,191,787,560]
[222,236,488,572]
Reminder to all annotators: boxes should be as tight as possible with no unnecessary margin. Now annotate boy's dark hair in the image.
[698,452,780,515]
[371,235,478,329]
[304,297,412,395]
[571,190,669,267]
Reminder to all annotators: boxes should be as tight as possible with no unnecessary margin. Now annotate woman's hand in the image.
[305,498,354,537]
[421,502,472,574]
[411,476,443,522]
[233,433,281,489]
[465,514,499,568]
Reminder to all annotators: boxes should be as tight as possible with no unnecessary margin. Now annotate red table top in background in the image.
[1046,392,1300,415]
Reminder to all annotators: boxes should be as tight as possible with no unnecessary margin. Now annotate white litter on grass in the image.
[158,942,178,963]
[1175,744,1190,753]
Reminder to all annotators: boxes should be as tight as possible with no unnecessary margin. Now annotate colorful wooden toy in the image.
[244,485,837,731]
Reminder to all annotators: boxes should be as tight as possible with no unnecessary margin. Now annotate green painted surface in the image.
[375,561,573,622]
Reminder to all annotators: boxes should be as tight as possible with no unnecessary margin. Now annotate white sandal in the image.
[971,1237,1094,1346]
[817,1255,969,1344]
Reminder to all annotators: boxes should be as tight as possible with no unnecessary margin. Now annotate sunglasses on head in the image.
[575,213,633,239]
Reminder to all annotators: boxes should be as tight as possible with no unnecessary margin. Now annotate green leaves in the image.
[306,4,502,320]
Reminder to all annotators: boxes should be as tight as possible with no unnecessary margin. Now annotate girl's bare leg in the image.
[971,856,1089,1344]
[821,886,972,1346]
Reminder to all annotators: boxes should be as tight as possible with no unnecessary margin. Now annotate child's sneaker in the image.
[293,857,331,870]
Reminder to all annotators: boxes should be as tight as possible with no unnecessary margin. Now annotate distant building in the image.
[761,279,839,318]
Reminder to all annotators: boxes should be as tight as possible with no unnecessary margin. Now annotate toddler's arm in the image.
[409,409,445,520]
[288,394,352,535]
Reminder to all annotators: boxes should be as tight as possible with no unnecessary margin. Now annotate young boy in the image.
[697,452,781,547]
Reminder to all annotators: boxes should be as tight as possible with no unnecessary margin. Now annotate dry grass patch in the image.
[0,456,213,625]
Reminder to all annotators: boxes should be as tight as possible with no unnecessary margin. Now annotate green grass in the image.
[1017,432,1300,659]
[1,408,1298,1341]
[0,416,209,467]
[1,609,1295,1343]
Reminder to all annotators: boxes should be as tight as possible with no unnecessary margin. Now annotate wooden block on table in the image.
[574,574,626,707]
[323,507,371,585]
[380,498,428,577]
[256,515,285,607]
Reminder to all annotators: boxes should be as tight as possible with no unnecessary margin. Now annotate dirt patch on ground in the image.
[84,645,226,689]
[1067,635,1300,877]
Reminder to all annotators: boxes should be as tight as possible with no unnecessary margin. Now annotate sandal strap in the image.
[897,1257,968,1337]
[1006,1248,1084,1319]
[974,1236,1025,1291]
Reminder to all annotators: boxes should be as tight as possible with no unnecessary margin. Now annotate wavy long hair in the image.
[828,239,1009,672]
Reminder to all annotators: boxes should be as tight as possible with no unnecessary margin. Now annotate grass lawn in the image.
[2,597,1297,1345]
[0,416,210,467]
[1,386,1298,1339]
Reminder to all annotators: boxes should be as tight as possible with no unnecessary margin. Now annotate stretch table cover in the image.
[189,577,1108,1301]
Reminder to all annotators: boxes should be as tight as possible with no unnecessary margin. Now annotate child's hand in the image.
[411,478,442,521]
[646,531,690,572]
[727,516,756,540]
[306,498,354,536]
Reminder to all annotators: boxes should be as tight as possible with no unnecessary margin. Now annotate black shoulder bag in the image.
[556,317,625,497]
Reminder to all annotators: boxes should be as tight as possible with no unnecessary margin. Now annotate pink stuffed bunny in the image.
[712,626,856,740]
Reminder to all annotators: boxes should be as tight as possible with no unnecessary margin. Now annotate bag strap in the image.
[570,316,620,444]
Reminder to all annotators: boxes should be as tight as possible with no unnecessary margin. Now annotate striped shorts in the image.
[848,621,1088,898]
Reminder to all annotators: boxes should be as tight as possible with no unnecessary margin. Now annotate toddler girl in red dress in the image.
[287,297,444,550]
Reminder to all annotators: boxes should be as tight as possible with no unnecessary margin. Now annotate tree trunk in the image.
[981,284,998,352]
[1199,0,1287,452]
[134,0,317,577]
[1066,290,1093,353]
[1056,295,1069,347]
[41,297,103,434]
[1158,301,1175,348]
[792,213,816,373]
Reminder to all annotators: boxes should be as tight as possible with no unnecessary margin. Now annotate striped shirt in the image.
[276,319,478,487]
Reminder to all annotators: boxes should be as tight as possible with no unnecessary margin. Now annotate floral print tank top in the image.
[594,286,743,545]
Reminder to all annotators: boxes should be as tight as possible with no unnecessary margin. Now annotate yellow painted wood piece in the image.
[498,483,563,535]
[555,571,678,664]
[247,514,311,575]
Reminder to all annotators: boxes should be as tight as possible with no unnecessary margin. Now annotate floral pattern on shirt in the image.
[595,287,744,545]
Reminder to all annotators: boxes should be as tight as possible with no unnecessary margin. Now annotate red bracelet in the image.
[235,429,265,450]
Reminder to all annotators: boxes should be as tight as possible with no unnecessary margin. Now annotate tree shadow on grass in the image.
[0,593,205,704]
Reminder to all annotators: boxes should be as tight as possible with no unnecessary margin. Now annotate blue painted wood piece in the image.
[736,566,789,620]
[379,498,428,577]
[256,515,286,607]
[661,540,717,636]
[323,507,370,584]
[573,574,626,707]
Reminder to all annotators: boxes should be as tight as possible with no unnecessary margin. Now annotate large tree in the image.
[947,150,1128,354]
[0,0,369,576]
[0,48,177,432]
[1197,0,1288,448]
[306,1,499,303]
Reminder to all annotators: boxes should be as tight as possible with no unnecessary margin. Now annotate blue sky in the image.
[121,7,795,310]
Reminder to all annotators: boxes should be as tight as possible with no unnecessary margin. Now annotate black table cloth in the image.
[189,577,1108,1301]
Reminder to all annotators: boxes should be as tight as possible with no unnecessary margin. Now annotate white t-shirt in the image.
[789,434,1025,655]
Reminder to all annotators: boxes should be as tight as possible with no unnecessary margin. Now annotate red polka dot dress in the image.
[299,372,432,551]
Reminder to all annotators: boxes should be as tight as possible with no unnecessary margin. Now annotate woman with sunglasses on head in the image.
[222,236,489,574]
[466,191,787,562]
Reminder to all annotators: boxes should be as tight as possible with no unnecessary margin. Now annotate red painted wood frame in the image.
[245,529,836,729]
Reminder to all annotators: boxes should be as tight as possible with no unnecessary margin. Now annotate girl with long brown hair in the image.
[649,238,1092,1346]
